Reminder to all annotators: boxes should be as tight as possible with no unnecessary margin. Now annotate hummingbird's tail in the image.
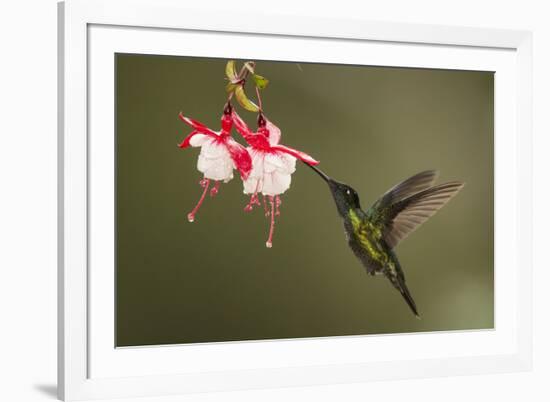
[393,275,420,319]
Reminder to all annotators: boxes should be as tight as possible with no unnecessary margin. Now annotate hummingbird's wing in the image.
[368,180,464,249]
[371,170,439,210]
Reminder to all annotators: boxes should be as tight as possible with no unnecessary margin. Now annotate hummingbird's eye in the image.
[346,189,351,195]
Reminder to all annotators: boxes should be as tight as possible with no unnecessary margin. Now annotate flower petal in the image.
[264,152,296,174]
[263,153,282,173]
[178,130,217,149]
[278,152,297,174]
[248,149,265,178]
[197,153,234,182]
[201,140,226,159]
[178,112,218,136]
[243,177,262,194]
[262,171,292,196]
[224,137,253,180]
[188,133,209,147]
[272,170,292,194]
[271,144,319,165]
[197,144,235,182]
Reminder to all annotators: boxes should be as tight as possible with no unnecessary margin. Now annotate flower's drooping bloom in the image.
[178,104,252,222]
[231,111,319,248]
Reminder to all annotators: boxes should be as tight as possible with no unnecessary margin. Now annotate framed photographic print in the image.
[58,0,533,400]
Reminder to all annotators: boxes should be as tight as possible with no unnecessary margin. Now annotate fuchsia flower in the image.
[231,111,319,248]
[178,104,252,222]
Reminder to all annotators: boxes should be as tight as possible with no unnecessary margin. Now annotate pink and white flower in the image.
[178,104,252,222]
[231,111,319,248]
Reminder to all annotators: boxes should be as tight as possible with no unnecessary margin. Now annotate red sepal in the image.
[178,112,218,136]
[272,144,319,165]
[225,137,253,180]
[178,130,217,149]
[231,110,253,138]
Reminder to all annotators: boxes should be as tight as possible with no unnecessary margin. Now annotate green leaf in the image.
[234,85,259,112]
[225,60,238,82]
[225,82,239,93]
[252,74,269,89]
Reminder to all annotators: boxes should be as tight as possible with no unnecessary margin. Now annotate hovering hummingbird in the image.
[306,165,464,318]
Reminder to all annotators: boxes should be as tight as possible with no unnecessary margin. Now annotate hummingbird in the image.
[306,165,464,318]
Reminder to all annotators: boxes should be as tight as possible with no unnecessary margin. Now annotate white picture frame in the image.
[58,0,533,400]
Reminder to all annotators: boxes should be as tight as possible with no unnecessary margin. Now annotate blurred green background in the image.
[115,54,494,347]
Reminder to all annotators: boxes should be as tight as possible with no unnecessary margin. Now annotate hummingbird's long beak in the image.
[304,162,331,183]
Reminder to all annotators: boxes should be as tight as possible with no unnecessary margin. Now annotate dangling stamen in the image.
[244,193,261,212]
[244,181,261,212]
[265,195,276,248]
[187,178,210,222]
[275,195,282,216]
[262,194,269,217]
[210,181,220,197]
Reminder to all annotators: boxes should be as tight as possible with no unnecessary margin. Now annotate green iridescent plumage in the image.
[306,165,464,318]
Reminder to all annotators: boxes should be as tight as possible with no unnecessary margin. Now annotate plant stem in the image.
[255,86,263,112]
[226,62,254,103]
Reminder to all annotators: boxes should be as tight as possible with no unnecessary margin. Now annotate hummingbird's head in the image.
[327,180,361,216]
[305,163,361,216]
